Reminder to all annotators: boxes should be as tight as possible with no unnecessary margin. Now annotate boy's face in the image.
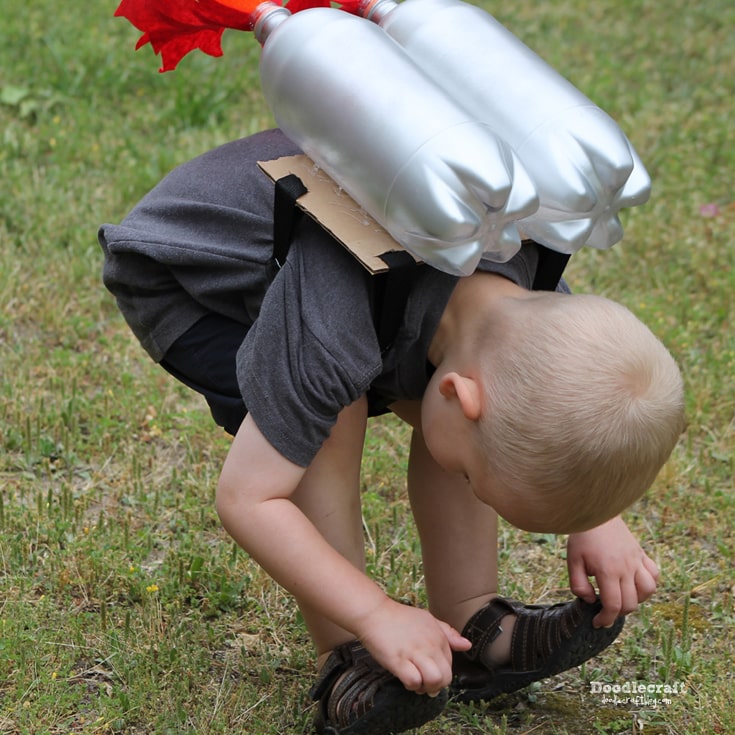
[420,382,539,530]
[422,409,583,534]
[468,466,617,535]
[420,360,616,536]
[459,464,549,533]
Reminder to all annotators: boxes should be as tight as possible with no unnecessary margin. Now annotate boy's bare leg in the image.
[392,401,515,665]
[289,397,369,667]
[407,427,498,626]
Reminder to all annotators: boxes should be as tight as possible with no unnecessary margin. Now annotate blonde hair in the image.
[476,292,685,533]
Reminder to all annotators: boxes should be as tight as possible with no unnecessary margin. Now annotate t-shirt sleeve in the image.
[236,216,383,467]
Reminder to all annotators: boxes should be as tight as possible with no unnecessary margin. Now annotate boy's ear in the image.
[438,372,483,421]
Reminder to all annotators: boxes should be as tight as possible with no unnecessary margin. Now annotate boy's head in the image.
[461,291,685,533]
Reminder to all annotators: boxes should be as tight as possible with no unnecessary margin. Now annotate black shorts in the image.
[160,313,249,436]
[161,314,395,436]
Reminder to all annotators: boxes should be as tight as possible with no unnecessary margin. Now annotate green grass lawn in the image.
[1,0,733,733]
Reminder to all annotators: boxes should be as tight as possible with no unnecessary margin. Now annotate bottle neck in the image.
[358,0,399,23]
[252,2,291,45]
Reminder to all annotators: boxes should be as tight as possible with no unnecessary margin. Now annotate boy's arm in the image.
[216,403,466,694]
[566,515,659,628]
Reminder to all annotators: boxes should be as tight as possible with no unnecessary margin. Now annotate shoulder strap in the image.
[372,250,422,354]
[271,173,420,353]
[272,173,308,270]
[532,244,570,291]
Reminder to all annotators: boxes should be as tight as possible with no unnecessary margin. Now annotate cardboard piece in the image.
[259,155,418,274]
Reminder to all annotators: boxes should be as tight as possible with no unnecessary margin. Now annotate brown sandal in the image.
[451,596,624,702]
[311,640,447,734]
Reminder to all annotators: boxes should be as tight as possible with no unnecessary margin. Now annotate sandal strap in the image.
[311,641,372,700]
[460,597,518,666]
[311,641,394,729]
[328,659,392,724]
[462,597,597,672]
[452,595,624,703]
[510,598,586,672]
[311,640,449,734]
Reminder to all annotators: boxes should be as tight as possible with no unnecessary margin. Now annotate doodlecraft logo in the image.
[589,680,688,709]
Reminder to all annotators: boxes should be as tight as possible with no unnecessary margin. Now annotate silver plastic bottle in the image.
[254,4,539,276]
[362,0,651,253]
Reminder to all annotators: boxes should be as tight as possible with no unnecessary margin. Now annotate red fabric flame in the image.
[115,0,364,72]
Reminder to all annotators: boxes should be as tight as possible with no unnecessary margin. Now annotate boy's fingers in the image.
[396,652,452,695]
[643,554,660,582]
[634,566,658,602]
[593,608,618,628]
[572,581,597,603]
[440,622,472,652]
[394,661,424,692]
[620,577,640,616]
[593,585,622,628]
[417,659,449,695]
[568,561,597,603]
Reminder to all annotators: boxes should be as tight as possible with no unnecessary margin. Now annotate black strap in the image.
[373,251,421,354]
[271,173,420,354]
[272,173,308,270]
[367,251,421,416]
[532,244,570,291]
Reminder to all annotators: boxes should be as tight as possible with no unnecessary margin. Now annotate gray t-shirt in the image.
[100,129,549,466]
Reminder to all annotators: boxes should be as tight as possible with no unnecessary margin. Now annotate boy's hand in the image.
[566,515,659,628]
[355,598,471,696]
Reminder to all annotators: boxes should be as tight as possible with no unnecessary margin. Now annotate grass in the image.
[1,0,733,732]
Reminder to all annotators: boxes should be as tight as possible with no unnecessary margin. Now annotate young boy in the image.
[99,128,685,735]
